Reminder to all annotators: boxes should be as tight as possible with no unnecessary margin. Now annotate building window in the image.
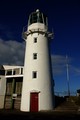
[6,70,12,75]
[33,53,37,59]
[32,71,37,78]
[13,68,19,75]
[0,70,5,75]
[21,68,23,74]
[34,37,37,43]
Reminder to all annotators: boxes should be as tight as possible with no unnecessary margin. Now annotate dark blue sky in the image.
[0,0,80,95]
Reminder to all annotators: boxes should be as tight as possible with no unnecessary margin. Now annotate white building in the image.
[0,65,23,109]
[21,9,54,112]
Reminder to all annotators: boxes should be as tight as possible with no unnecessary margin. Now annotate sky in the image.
[0,0,80,96]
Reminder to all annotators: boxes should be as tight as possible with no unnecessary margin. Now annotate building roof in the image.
[3,65,24,70]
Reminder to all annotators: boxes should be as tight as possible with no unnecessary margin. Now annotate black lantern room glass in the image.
[28,10,47,26]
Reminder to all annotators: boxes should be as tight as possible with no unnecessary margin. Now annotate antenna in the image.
[66,55,70,96]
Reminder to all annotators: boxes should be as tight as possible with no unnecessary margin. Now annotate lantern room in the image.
[28,9,48,27]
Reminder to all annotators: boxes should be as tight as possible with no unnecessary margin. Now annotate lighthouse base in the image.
[21,90,53,112]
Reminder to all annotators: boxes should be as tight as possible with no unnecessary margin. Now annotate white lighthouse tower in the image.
[21,9,54,112]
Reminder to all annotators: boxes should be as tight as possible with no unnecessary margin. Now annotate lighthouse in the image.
[21,9,54,112]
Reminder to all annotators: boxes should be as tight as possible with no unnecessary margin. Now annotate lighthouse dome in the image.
[28,9,47,26]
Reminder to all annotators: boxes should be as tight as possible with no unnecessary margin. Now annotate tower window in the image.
[32,71,37,78]
[34,37,37,43]
[33,53,37,59]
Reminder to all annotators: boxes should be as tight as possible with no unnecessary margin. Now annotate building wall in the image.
[0,65,23,109]
[4,78,23,109]
[0,76,6,108]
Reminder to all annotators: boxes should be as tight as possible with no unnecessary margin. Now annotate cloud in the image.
[0,39,79,77]
[51,55,71,76]
[0,39,71,74]
[70,65,80,76]
[51,55,80,77]
[0,39,25,65]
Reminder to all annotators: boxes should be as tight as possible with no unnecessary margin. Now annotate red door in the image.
[30,92,39,112]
